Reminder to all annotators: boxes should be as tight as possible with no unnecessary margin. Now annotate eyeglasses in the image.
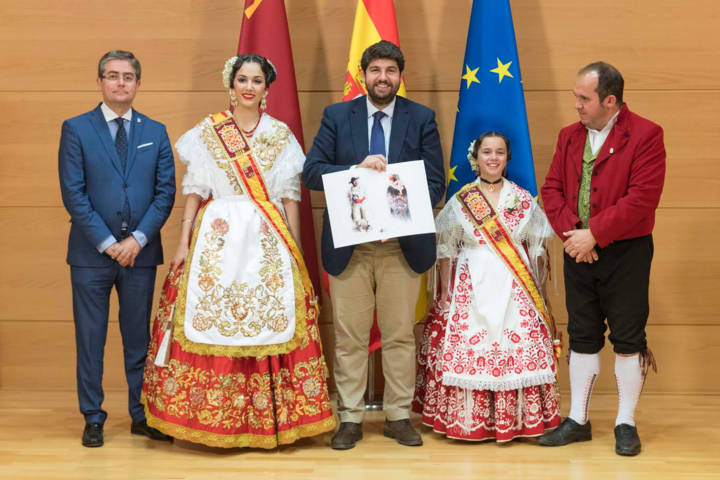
[101,74,137,84]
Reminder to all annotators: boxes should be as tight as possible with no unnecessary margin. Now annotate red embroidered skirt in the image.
[412,303,561,442]
[142,270,335,449]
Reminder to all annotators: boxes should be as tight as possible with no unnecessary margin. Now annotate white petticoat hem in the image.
[441,373,557,392]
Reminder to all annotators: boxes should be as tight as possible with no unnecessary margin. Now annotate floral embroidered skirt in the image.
[412,304,561,443]
[142,269,335,449]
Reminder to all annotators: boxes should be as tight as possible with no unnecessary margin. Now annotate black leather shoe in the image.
[330,422,363,450]
[538,418,592,446]
[615,423,641,456]
[383,419,423,446]
[82,422,104,447]
[131,420,173,441]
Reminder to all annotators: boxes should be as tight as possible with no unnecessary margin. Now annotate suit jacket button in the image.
[593,171,598,176]
[124,183,129,188]
[117,211,122,216]
[593,187,598,192]
[592,203,597,208]
[572,195,576,199]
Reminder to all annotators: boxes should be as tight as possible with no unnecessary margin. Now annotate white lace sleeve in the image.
[435,198,466,260]
[515,199,554,287]
[265,133,305,202]
[516,201,554,257]
[175,125,213,199]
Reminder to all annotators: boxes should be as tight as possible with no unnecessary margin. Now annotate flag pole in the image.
[365,351,382,410]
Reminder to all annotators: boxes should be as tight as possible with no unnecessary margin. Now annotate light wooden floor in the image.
[0,391,718,480]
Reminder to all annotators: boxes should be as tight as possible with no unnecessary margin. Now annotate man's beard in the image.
[366,81,399,106]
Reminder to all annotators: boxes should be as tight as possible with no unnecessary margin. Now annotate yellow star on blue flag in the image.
[462,65,481,89]
[490,58,514,83]
[446,0,538,200]
[447,165,458,185]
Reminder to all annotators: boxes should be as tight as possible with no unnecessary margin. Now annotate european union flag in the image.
[446,0,536,200]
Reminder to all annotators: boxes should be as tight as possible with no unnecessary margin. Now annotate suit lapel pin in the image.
[137,118,141,123]
[610,147,614,154]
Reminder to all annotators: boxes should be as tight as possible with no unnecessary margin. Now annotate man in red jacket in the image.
[538,62,665,456]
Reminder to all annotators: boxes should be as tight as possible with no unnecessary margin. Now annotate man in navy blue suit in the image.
[58,50,176,447]
[303,41,445,450]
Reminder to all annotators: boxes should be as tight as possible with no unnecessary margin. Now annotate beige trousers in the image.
[329,239,421,423]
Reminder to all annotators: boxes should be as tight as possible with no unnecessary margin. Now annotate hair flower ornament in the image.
[467,139,479,173]
[222,56,238,90]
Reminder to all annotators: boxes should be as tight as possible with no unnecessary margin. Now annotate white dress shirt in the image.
[96,103,147,254]
[586,109,620,155]
[366,96,395,158]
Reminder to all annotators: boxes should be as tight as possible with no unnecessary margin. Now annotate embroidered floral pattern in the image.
[500,184,532,230]
[143,356,331,434]
[190,217,289,338]
[252,120,292,171]
[200,120,244,195]
[441,260,555,382]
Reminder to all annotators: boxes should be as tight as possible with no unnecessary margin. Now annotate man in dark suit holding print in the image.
[59,50,175,447]
[303,40,445,450]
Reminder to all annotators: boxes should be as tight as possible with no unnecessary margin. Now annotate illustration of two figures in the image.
[347,174,411,234]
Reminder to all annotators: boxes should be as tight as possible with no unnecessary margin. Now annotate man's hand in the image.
[576,248,599,264]
[563,229,597,259]
[358,154,388,172]
[105,242,122,260]
[116,236,142,267]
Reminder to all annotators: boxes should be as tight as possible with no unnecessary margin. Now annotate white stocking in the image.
[568,351,601,425]
[615,353,644,426]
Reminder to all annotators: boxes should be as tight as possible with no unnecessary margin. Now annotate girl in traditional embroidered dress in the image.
[413,132,562,442]
[141,54,335,448]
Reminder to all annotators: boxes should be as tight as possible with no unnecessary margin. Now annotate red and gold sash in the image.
[456,183,562,362]
[172,112,317,358]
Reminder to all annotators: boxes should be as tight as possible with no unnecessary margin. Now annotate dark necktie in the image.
[115,117,128,171]
[370,111,387,157]
[114,117,131,229]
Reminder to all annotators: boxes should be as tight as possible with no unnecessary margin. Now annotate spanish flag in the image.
[340,0,426,353]
[343,0,406,101]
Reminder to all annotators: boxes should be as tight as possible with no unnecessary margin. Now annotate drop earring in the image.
[229,90,238,107]
[260,92,268,111]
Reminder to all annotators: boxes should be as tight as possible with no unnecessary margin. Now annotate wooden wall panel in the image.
[1,1,718,92]
[1,90,718,209]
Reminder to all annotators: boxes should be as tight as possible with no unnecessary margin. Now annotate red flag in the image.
[237,0,321,300]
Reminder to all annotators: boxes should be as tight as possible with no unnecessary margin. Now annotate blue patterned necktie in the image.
[370,110,387,157]
[115,117,128,171]
[114,117,131,229]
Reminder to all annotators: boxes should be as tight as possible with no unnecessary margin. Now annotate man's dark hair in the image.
[578,61,624,105]
[361,40,405,73]
[98,50,141,80]
[231,53,278,88]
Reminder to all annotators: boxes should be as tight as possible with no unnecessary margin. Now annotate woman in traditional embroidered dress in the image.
[141,54,335,448]
[412,132,562,442]
[387,174,411,221]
